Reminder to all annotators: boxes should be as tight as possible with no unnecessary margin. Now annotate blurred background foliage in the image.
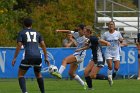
[0,0,138,47]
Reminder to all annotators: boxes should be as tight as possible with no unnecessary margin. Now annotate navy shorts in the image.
[19,58,42,72]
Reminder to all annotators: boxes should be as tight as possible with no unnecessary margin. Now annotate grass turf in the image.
[0,78,140,93]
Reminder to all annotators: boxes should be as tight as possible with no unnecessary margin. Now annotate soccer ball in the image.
[48,65,58,73]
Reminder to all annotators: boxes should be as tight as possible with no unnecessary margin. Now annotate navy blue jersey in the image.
[17,28,43,59]
[89,36,104,61]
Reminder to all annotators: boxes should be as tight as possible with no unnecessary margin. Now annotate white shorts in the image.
[73,54,85,64]
[105,54,120,61]
[105,48,121,61]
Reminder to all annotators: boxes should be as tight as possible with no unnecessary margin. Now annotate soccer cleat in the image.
[51,72,62,79]
[137,77,140,80]
[108,76,113,87]
[113,72,117,79]
[83,82,88,90]
[88,88,94,90]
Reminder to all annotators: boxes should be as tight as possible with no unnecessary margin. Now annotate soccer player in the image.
[55,24,88,89]
[75,26,110,90]
[101,21,123,86]
[11,18,50,93]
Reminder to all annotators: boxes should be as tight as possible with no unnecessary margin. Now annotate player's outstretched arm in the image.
[56,29,70,33]
[75,45,89,52]
[12,42,22,66]
[99,39,111,46]
[40,41,50,66]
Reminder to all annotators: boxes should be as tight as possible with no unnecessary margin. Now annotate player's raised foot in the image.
[108,76,113,87]
[83,82,88,90]
[113,72,117,79]
[51,72,62,79]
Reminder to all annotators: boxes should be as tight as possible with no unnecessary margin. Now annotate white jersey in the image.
[101,30,123,60]
[71,31,88,57]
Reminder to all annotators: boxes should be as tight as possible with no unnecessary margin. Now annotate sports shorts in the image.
[73,54,85,64]
[19,58,42,72]
[105,53,120,61]
[92,58,105,67]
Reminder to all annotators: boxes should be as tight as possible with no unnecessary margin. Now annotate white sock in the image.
[108,69,112,76]
[108,75,113,81]
[108,69,112,80]
[74,75,85,86]
[58,65,65,74]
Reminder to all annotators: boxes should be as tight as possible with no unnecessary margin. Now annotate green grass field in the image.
[0,78,140,93]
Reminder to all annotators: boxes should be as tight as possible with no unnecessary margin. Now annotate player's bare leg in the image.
[18,69,28,93]
[59,55,76,74]
[69,63,87,89]
[90,66,101,79]
[113,60,120,78]
[84,61,93,89]
[88,64,101,90]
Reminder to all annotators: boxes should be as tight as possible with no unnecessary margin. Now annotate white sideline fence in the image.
[97,17,139,39]
[97,17,139,23]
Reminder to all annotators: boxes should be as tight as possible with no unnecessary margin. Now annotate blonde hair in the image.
[85,26,99,37]
[85,26,93,34]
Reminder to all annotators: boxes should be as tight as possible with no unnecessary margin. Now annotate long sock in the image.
[108,69,112,76]
[74,75,85,86]
[108,69,112,80]
[58,65,65,74]
[18,77,27,93]
[85,76,92,88]
[96,74,108,80]
[108,75,113,81]
[37,77,45,93]
[113,69,118,78]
